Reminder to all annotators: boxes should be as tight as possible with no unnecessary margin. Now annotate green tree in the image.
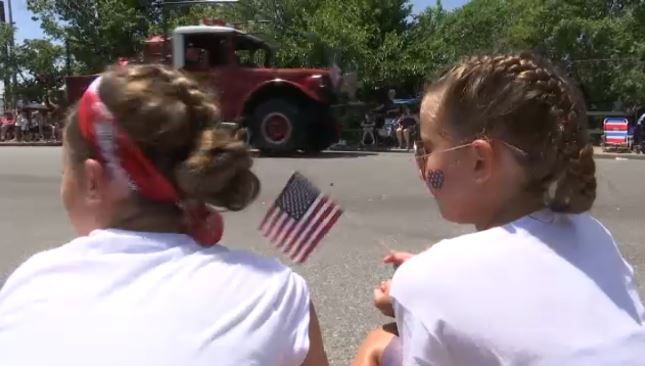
[291,0,414,93]
[504,0,645,107]
[408,0,645,109]
[0,22,16,104]
[407,1,453,79]
[13,39,65,102]
[27,0,153,73]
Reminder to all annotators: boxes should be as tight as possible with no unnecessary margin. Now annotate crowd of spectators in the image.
[0,101,62,143]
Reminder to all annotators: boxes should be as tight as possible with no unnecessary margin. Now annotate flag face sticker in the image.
[427,169,445,190]
[260,172,342,263]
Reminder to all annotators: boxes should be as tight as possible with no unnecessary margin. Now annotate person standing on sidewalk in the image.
[635,110,645,153]
[0,112,13,141]
[13,110,29,142]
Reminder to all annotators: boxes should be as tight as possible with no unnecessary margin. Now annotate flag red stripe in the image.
[283,196,328,254]
[295,208,343,263]
[270,214,290,243]
[277,216,301,249]
[291,201,335,260]
[262,209,280,237]
[264,206,283,236]
[274,218,295,248]
[259,204,276,230]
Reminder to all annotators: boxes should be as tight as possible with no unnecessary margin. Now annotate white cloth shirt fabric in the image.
[637,113,645,126]
[14,115,27,128]
[0,229,311,366]
[391,209,645,366]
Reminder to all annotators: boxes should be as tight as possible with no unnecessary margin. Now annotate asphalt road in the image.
[1,147,644,365]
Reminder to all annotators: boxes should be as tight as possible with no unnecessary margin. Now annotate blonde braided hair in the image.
[66,64,259,213]
[431,52,596,213]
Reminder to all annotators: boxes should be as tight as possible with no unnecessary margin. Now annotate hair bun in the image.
[548,144,596,213]
[175,128,260,211]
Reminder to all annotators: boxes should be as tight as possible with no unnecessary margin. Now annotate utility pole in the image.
[65,38,72,75]
[6,0,15,109]
[161,0,169,64]
[0,1,8,112]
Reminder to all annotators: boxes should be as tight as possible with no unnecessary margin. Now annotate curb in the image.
[329,145,412,154]
[592,147,645,161]
[593,153,645,161]
[0,142,62,147]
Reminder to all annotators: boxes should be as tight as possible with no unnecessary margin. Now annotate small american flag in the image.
[259,172,342,263]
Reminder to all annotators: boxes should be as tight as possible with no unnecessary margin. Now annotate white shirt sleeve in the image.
[273,270,312,365]
[390,247,455,366]
[393,298,453,366]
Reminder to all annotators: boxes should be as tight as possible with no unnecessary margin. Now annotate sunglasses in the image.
[413,139,529,176]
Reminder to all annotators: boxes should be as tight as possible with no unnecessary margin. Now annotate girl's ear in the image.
[470,139,495,184]
[82,159,108,203]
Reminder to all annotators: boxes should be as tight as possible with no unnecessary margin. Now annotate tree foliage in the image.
[27,0,152,73]
[13,39,65,101]
[5,0,645,108]
[0,23,64,103]
[407,0,645,108]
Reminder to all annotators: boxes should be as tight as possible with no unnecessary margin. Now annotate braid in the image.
[168,71,220,128]
[436,52,597,213]
[507,55,595,213]
[98,64,260,211]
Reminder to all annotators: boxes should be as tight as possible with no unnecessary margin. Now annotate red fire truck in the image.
[65,19,343,154]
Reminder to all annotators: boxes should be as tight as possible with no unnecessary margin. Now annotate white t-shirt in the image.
[14,115,27,128]
[391,209,645,366]
[0,229,311,366]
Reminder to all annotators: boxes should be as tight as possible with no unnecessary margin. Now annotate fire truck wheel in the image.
[252,99,303,152]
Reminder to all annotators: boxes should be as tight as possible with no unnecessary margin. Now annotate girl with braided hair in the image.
[354,52,644,366]
[0,65,328,366]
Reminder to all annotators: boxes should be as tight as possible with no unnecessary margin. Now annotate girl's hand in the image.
[373,280,395,318]
[383,251,415,268]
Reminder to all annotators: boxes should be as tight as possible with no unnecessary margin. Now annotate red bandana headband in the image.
[78,77,179,202]
[77,76,223,246]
